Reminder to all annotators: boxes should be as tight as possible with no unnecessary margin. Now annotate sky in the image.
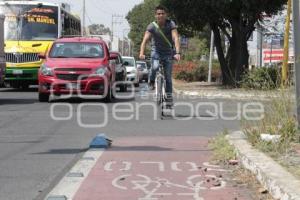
[47,0,144,38]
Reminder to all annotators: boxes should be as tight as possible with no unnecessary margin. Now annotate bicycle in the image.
[153,58,174,120]
[143,56,173,120]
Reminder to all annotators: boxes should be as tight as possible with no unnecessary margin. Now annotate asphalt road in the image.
[0,83,254,200]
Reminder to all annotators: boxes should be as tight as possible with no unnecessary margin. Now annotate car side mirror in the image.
[38,53,46,59]
[123,61,129,66]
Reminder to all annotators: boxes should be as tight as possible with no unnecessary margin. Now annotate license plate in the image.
[66,83,79,90]
[12,70,23,75]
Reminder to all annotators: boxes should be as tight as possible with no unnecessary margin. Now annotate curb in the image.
[173,87,283,100]
[226,131,300,200]
[45,148,105,200]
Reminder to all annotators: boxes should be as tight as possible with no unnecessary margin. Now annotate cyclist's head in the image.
[155,5,168,23]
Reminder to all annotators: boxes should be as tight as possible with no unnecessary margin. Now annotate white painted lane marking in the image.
[120,161,132,171]
[171,162,182,171]
[112,174,131,190]
[186,162,199,171]
[103,161,231,172]
[111,174,226,200]
[45,149,105,200]
[104,161,116,171]
[139,161,165,172]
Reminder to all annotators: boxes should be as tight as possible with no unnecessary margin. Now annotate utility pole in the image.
[82,0,86,36]
[208,31,214,83]
[257,24,263,67]
[282,0,292,87]
[111,14,123,42]
[293,0,300,128]
[269,36,273,66]
[122,28,130,56]
[128,40,131,56]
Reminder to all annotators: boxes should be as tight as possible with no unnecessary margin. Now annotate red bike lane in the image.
[73,136,252,200]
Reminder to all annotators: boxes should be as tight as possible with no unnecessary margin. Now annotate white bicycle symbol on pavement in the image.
[112,174,226,200]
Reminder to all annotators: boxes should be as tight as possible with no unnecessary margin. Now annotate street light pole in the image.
[282,0,292,87]
[292,0,300,128]
[208,31,214,83]
[82,0,86,36]
[122,29,130,56]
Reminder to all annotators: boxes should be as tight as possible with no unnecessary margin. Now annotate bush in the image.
[240,67,280,90]
[175,71,194,82]
[193,65,208,81]
[173,60,221,82]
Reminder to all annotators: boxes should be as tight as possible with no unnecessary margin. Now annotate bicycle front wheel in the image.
[155,76,163,106]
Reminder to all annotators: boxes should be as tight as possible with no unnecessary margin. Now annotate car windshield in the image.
[123,58,135,66]
[49,42,105,58]
[0,4,58,41]
[137,62,146,68]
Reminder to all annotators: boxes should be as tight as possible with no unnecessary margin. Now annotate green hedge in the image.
[240,67,281,90]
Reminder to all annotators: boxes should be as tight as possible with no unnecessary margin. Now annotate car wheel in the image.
[39,92,49,102]
[134,82,139,87]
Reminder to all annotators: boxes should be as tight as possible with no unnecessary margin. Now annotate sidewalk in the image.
[47,136,267,200]
[173,79,285,100]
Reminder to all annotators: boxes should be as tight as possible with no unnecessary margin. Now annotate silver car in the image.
[122,56,139,87]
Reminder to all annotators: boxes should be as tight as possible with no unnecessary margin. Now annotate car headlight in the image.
[95,67,108,75]
[40,64,53,76]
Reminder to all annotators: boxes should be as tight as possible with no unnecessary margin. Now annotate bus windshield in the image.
[0,4,58,41]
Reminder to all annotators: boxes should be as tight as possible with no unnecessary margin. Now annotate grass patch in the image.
[242,88,300,178]
[209,130,236,164]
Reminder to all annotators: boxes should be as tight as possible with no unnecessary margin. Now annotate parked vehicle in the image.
[122,56,139,87]
[136,61,149,82]
[0,15,5,86]
[110,51,127,92]
[38,37,115,102]
[0,1,81,89]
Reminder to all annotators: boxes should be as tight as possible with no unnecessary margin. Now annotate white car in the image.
[122,56,139,87]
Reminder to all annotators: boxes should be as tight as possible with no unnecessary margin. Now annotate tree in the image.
[88,24,111,35]
[162,0,287,86]
[184,36,209,61]
[126,0,160,57]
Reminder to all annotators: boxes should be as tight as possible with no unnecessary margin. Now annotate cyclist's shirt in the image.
[147,19,177,56]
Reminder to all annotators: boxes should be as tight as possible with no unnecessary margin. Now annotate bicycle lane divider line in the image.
[72,136,253,200]
[45,147,106,200]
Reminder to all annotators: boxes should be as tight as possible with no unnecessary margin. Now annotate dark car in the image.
[110,51,127,92]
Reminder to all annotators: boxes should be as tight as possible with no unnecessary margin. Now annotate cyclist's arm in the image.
[139,31,151,59]
[172,29,180,55]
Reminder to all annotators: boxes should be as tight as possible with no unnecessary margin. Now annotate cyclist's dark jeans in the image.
[150,51,173,100]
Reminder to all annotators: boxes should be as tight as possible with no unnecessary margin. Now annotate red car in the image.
[38,37,116,102]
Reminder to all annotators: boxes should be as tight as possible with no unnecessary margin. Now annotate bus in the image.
[0,14,5,86]
[0,1,81,89]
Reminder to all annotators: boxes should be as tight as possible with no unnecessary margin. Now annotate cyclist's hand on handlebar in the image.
[139,54,146,60]
[174,54,181,62]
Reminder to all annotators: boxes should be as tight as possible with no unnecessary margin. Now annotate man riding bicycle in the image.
[139,5,181,107]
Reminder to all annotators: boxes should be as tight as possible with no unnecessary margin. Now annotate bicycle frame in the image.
[155,61,166,119]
